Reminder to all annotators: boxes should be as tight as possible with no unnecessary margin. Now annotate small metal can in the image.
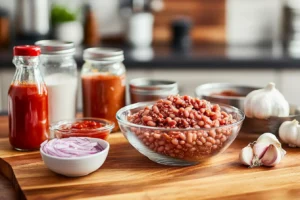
[129,78,179,104]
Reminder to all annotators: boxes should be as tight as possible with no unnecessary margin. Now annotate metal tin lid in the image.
[83,48,124,62]
[35,40,76,55]
[130,78,178,95]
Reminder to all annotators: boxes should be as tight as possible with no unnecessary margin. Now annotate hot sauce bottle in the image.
[8,46,49,151]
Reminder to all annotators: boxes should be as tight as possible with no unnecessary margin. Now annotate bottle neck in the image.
[13,56,40,69]
[12,56,44,85]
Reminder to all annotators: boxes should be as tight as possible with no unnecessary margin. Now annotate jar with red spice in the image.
[81,48,125,132]
[8,46,48,151]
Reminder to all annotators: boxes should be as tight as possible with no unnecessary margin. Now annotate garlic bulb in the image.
[239,132,286,167]
[244,82,289,119]
[279,119,300,147]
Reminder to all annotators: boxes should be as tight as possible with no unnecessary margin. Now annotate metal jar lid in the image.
[130,78,179,96]
[35,40,76,55]
[83,48,124,62]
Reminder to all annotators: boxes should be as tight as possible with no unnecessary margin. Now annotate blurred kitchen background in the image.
[0,0,300,113]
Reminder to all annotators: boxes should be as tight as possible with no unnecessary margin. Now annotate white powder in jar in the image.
[44,73,78,123]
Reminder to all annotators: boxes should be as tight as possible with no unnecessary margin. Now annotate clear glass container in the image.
[35,40,78,123]
[8,45,48,151]
[81,48,126,132]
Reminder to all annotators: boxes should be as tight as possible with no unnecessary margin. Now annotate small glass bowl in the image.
[116,102,245,166]
[49,118,115,140]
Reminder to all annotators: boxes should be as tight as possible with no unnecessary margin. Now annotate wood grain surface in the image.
[1,116,300,199]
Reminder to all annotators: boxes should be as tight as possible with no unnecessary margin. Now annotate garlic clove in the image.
[239,145,254,166]
[260,144,282,167]
[257,132,281,149]
[253,142,269,159]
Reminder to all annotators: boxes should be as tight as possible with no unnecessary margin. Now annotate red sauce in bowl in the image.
[8,84,48,150]
[57,120,110,140]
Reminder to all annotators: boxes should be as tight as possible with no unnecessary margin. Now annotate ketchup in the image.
[8,45,49,151]
[8,84,48,150]
[82,74,125,132]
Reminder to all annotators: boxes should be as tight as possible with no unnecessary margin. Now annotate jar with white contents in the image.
[35,40,78,124]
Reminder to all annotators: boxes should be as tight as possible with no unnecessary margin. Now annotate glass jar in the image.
[35,40,78,124]
[8,46,48,151]
[81,48,126,132]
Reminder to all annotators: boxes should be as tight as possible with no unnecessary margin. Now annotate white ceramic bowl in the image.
[40,138,109,177]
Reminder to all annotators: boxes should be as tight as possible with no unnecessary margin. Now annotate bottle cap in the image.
[13,45,41,56]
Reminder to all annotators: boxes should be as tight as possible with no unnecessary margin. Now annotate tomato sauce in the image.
[82,74,125,132]
[58,120,109,140]
[211,90,244,97]
[8,83,48,150]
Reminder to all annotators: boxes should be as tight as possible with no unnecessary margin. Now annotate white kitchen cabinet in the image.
[279,69,300,105]
[150,69,278,96]
[0,69,14,111]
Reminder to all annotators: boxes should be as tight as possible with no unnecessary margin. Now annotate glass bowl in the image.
[50,118,115,140]
[116,102,245,166]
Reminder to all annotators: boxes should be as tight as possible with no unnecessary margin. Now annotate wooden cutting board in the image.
[1,116,300,200]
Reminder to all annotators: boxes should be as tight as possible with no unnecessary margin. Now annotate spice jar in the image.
[8,46,48,151]
[81,48,126,132]
[130,78,178,104]
[35,40,78,124]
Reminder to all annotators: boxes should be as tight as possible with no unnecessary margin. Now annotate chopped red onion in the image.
[41,137,104,158]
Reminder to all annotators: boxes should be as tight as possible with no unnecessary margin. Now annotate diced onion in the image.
[41,137,104,158]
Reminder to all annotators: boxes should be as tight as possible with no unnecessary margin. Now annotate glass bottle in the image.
[8,46,48,151]
[35,40,78,123]
[81,48,126,132]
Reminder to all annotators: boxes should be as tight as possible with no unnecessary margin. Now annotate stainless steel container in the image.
[16,0,49,37]
[195,83,260,110]
[129,78,179,103]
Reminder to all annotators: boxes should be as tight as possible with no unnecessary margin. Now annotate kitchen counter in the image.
[0,44,300,69]
[1,115,300,199]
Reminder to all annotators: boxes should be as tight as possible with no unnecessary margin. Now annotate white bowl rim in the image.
[40,137,110,161]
